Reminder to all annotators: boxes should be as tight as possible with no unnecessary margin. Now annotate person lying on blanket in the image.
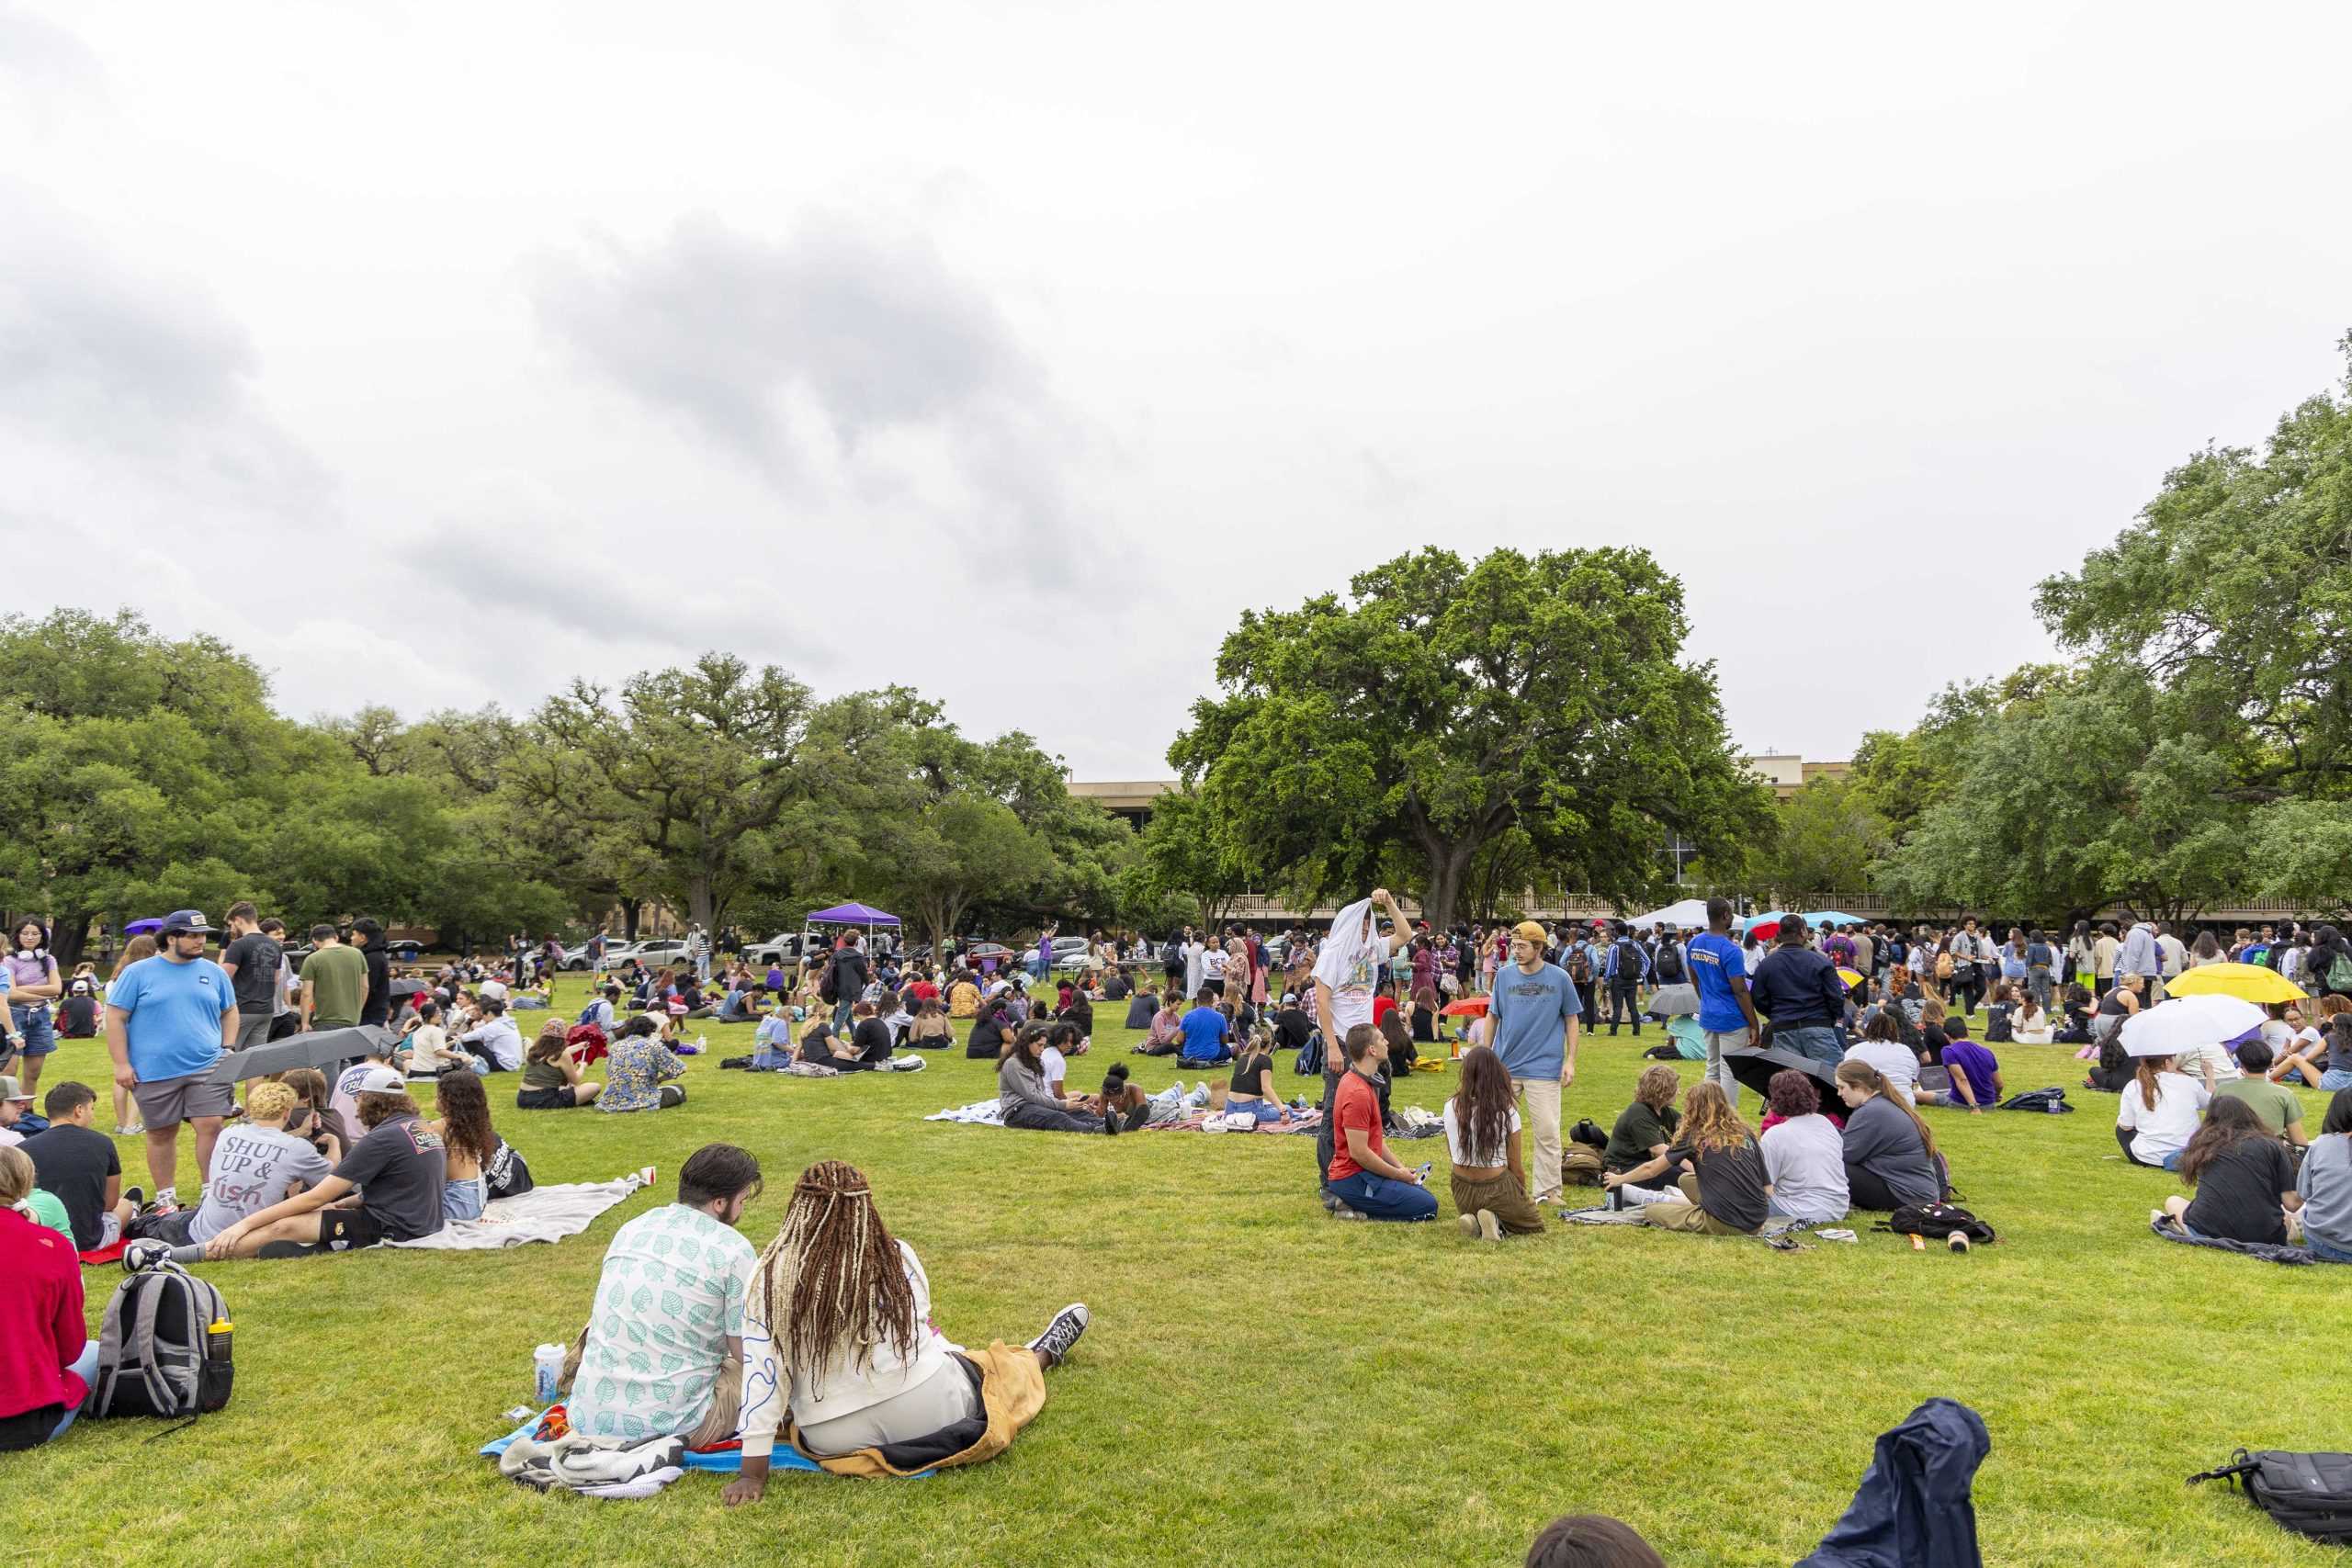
[567,1145,763,1444]
[196,1067,447,1258]
[723,1159,1090,1502]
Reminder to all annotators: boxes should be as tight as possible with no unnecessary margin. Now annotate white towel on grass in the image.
[386,1173,648,1251]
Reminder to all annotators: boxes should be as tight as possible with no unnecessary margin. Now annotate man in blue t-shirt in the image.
[1177,990,1233,1065]
[104,908,238,1213]
[1687,897,1764,1109]
[1490,919,1582,1205]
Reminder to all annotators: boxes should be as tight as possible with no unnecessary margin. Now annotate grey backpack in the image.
[84,1258,233,1420]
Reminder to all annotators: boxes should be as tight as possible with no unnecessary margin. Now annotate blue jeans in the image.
[1326,1170,1438,1222]
[10,1003,55,1056]
[1232,1097,1284,1122]
[51,1343,100,1441]
[2322,1069,2352,1093]
[2308,1233,2352,1264]
[1777,1024,1843,1066]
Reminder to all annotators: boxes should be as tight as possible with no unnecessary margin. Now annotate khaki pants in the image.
[1640,1174,1744,1235]
[1450,1167,1548,1235]
[1561,1145,1606,1186]
[1514,1077,1563,1203]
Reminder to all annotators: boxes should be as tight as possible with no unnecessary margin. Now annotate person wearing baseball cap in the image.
[0,1074,33,1148]
[199,1066,446,1258]
[102,909,237,1213]
[1490,919,1583,1205]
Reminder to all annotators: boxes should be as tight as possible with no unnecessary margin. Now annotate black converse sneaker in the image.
[1026,1303,1091,1368]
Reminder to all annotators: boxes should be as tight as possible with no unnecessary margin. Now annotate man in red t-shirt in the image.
[1324,1024,1438,1222]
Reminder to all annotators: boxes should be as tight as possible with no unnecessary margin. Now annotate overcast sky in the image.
[5,3,2348,777]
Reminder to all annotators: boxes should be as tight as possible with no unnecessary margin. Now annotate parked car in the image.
[741,931,817,968]
[386,938,424,962]
[558,942,598,971]
[632,939,690,966]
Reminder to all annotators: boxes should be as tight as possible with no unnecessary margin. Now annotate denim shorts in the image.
[2306,1232,2352,1265]
[2322,1069,2352,1093]
[9,1004,54,1056]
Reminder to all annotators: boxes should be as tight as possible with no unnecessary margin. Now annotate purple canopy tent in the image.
[806,902,900,929]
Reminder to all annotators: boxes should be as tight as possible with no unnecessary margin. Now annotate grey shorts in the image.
[131,1070,236,1129]
[234,1009,276,1050]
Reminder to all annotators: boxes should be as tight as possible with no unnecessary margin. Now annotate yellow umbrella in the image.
[1836,966,1867,992]
[2163,962,2307,1004]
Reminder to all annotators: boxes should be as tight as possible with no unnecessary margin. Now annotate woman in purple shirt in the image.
[6,922,62,1101]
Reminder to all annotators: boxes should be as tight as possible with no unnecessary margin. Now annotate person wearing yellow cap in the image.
[1490,919,1582,1204]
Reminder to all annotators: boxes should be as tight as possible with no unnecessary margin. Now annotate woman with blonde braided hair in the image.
[725,1161,1091,1502]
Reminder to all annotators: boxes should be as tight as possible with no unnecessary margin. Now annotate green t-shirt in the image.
[302,944,368,1027]
[1606,1101,1682,1172]
[25,1187,73,1238]
[2214,1077,2303,1137]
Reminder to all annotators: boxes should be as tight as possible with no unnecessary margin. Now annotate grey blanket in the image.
[387,1174,650,1251]
[2147,1217,2316,1266]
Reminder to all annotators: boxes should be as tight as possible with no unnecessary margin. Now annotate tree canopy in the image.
[1169,547,1772,928]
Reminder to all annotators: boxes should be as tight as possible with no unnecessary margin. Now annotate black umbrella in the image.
[208,1024,397,1084]
[1720,1038,1843,1105]
[390,977,427,999]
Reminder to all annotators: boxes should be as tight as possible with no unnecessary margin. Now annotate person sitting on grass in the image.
[400,998,471,1077]
[453,996,524,1074]
[2155,1095,2301,1246]
[566,1145,762,1445]
[518,1023,603,1108]
[997,1027,1126,1134]
[599,1015,687,1112]
[427,1071,500,1223]
[1177,987,1234,1066]
[1834,1060,1946,1212]
[1758,1070,1849,1223]
[2296,1089,2352,1263]
[2277,1012,2352,1093]
[1,1145,73,1238]
[1443,1045,1543,1240]
[1057,987,1093,1049]
[2116,1051,2209,1170]
[1939,1027,2003,1113]
[2053,982,2098,1046]
[965,998,1014,1061]
[904,998,955,1054]
[273,1066,350,1160]
[1523,1514,1667,1568]
[0,1173,96,1453]
[2011,990,2054,1045]
[2213,1041,2307,1146]
[1602,1081,1769,1235]
[1843,1012,1924,1103]
[18,1083,135,1253]
[724,1159,1090,1500]
[200,1067,447,1258]
[1134,993,1184,1056]
[1223,1022,1291,1124]
[1563,1064,1683,1197]
[798,1002,892,1072]
[1324,1024,1438,1222]
[125,1081,326,1256]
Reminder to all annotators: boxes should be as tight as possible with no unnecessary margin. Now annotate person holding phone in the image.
[1323,1023,1437,1221]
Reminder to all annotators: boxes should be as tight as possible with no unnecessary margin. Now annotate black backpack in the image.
[1653,942,1686,984]
[1161,939,1184,968]
[2190,1450,2352,1545]
[816,954,839,1004]
[1995,1087,2075,1114]
[1611,937,1640,978]
[1566,945,1592,984]
[1873,1201,1996,1246]
[84,1258,233,1420]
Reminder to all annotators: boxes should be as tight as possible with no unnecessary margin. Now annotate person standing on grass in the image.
[1748,915,1849,1066]
[1687,897,1762,1109]
[2116,918,2161,1007]
[104,911,236,1212]
[351,919,392,1028]
[1444,1044,1545,1240]
[216,903,282,1051]
[300,924,368,1032]
[1488,919,1580,1206]
[1312,890,1413,1198]
[1323,1023,1437,1221]
[5,921,61,1103]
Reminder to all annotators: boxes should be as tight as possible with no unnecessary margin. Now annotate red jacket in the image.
[0,1208,87,1420]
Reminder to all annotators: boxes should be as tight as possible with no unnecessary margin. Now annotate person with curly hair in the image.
[725,1160,1089,1502]
[1443,1045,1545,1239]
[1602,1081,1769,1235]
[427,1071,499,1222]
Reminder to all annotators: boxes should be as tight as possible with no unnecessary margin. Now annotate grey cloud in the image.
[0,186,324,503]
[530,213,1088,579]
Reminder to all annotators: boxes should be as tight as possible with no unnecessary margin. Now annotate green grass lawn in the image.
[19,979,2352,1567]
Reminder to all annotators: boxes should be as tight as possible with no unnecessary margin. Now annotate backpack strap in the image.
[126,1269,176,1415]
[2188,1449,2258,1490]
[84,1273,137,1415]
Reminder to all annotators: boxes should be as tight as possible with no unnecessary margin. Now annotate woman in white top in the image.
[725,1161,1091,1505]
[2116,1052,2211,1170]
[1758,1069,1849,1223]
[1442,1046,1545,1239]
[2010,992,2054,1046]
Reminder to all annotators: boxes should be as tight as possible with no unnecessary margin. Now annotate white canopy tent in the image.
[1623,898,1712,930]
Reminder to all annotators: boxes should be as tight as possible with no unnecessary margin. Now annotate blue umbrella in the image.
[1806,910,1865,930]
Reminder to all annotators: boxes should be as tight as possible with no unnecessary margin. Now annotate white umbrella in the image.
[2120,995,2265,1058]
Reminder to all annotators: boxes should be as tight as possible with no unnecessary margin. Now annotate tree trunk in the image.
[50,908,93,975]
[619,897,642,941]
[1419,841,1476,931]
[687,875,717,932]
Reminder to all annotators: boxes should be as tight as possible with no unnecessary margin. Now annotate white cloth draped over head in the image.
[1313,897,1380,993]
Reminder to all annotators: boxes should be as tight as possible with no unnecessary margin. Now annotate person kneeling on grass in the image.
[1444,1045,1544,1239]
[2156,1096,2302,1246]
[519,1023,603,1108]
[2116,1051,2209,1170]
[1324,1023,1437,1222]
[1833,1061,1947,1212]
[724,1160,1089,1500]
[198,1067,447,1258]
[1601,1081,1768,1235]
[600,1015,686,1112]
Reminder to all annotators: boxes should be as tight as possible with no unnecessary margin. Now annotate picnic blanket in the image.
[481,1408,857,1477]
[926,1098,1007,1126]
[387,1173,648,1251]
[1559,1205,1650,1225]
[2147,1217,2317,1266]
[1155,1109,1322,1135]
